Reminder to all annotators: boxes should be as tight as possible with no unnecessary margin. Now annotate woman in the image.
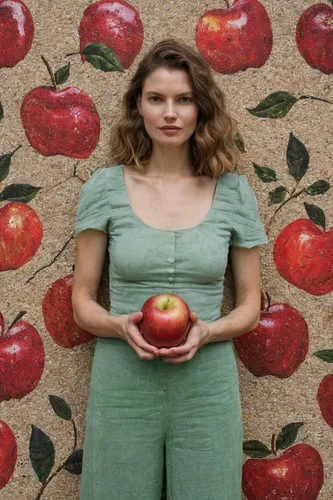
[72,37,268,500]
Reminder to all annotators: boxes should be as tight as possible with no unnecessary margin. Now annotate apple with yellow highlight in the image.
[140,293,191,348]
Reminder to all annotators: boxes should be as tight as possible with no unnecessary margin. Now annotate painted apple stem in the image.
[222,0,231,8]
[64,51,81,58]
[35,419,78,500]
[265,187,306,234]
[11,144,22,155]
[271,433,277,455]
[5,311,27,334]
[41,56,57,91]
[299,95,333,105]
[265,292,271,312]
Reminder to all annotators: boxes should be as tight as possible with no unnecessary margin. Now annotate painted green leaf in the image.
[268,186,287,205]
[0,146,22,182]
[29,425,55,483]
[0,102,3,121]
[82,42,125,73]
[314,350,333,363]
[287,132,309,181]
[0,184,41,203]
[64,450,83,475]
[247,92,297,119]
[49,395,72,420]
[55,62,70,85]
[305,180,330,196]
[304,202,325,231]
[253,163,277,183]
[243,440,271,458]
[235,131,246,153]
[276,422,303,451]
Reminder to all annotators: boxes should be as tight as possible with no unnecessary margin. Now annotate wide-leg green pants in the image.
[79,337,243,500]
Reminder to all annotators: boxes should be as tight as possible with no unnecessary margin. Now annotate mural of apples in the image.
[296,3,333,75]
[234,292,308,378]
[274,203,333,295]
[0,201,43,271]
[79,0,144,70]
[42,274,95,348]
[195,0,273,74]
[242,422,324,499]
[20,57,100,158]
[317,374,333,429]
[0,311,45,402]
[0,0,34,68]
[0,420,17,489]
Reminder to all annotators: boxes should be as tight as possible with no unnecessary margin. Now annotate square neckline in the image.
[119,164,221,233]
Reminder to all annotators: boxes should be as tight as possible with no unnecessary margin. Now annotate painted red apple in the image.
[0,311,45,402]
[234,292,309,378]
[243,443,324,499]
[195,0,273,74]
[42,274,95,348]
[0,0,34,68]
[274,219,333,295]
[0,420,17,489]
[140,293,191,348]
[0,201,43,271]
[79,0,144,70]
[20,86,100,158]
[317,374,333,428]
[296,3,333,75]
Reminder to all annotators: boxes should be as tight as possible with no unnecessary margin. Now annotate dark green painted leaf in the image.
[55,62,70,85]
[0,184,41,203]
[0,102,3,120]
[29,425,55,483]
[247,92,297,119]
[276,422,303,451]
[268,186,287,205]
[304,202,326,231]
[64,449,83,475]
[287,132,309,181]
[49,395,72,420]
[305,180,330,196]
[235,131,246,153]
[243,440,271,458]
[0,146,22,182]
[253,163,277,183]
[82,42,125,73]
[314,350,333,363]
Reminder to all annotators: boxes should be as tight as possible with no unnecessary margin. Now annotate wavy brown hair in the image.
[110,38,239,177]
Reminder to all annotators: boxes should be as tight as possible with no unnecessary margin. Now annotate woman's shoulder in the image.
[81,165,123,191]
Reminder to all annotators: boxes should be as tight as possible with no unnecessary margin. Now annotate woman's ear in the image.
[136,95,142,115]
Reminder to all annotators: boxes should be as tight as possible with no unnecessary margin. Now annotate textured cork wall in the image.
[0,0,332,499]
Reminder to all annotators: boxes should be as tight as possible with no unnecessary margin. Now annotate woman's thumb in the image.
[129,311,143,323]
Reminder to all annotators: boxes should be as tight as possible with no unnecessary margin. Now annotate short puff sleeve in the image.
[230,175,268,248]
[74,169,111,236]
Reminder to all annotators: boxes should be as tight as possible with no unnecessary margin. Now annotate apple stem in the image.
[265,291,271,312]
[41,55,57,91]
[4,311,27,335]
[35,419,78,500]
[11,144,22,155]
[64,51,81,58]
[271,433,277,455]
[266,187,306,234]
[299,95,333,105]
[222,0,231,8]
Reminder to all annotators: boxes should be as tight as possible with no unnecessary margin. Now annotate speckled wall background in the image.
[0,0,332,498]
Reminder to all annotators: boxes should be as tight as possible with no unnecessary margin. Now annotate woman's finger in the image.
[163,346,197,364]
[130,328,159,355]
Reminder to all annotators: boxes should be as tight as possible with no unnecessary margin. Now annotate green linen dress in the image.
[74,164,268,500]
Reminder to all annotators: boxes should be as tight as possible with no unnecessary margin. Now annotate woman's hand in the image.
[158,312,210,364]
[119,311,159,360]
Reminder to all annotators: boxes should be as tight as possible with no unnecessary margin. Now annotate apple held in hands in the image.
[140,293,191,348]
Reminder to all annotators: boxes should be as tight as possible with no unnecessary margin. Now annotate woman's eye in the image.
[150,96,160,102]
[179,97,192,103]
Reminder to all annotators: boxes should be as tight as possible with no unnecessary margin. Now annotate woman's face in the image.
[136,68,199,147]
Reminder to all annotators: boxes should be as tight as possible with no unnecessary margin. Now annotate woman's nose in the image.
[163,101,178,117]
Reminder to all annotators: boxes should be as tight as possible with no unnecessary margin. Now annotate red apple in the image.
[195,0,273,74]
[0,311,45,402]
[317,373,333,428]
[0,201,43,271]
[274,219,333,295]
[0,420,17,489]
[243,443,324,499]
[0,0,34,68]
[234,292,309,378]
[42,274,95,348]
[140,293,191,348]
[20,86,100,158]
[296,3,333,75]
[79,0,144,70]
